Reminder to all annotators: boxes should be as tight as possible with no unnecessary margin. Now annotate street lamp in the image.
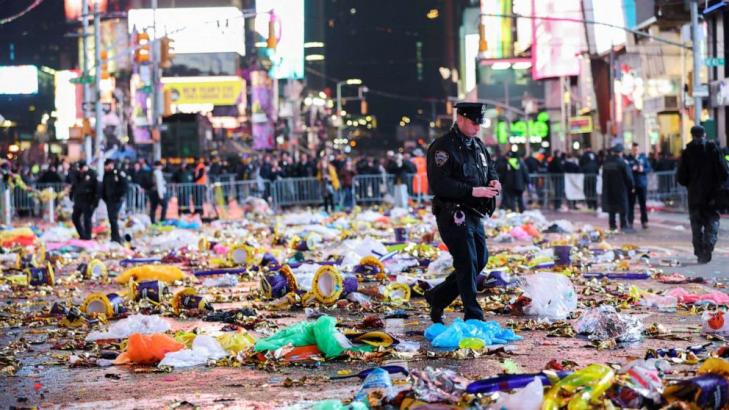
[336,78,364,141]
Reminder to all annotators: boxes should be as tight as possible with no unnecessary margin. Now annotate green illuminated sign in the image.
[496,112,550,144]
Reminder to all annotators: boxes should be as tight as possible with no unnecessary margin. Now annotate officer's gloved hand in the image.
[472,187,499,198]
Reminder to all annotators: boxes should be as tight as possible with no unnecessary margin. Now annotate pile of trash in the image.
[1,205,728,409]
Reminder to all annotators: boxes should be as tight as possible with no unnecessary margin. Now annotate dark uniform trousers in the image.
[689,206,720,258]
[428,209,487,321]
[628,185,648,226]
[72,204,94,240]
[107,201,123,243]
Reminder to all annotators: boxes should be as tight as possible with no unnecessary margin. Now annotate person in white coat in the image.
[150,160,167,223]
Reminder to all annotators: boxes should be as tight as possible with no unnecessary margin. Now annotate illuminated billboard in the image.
[531,0,586,80]
[55,70,80,140]
[0,66,39,94]
[128,7,245,55]
[256,0,305,79]
[585,0,628,55]
[162,77,245,106]
[65,0,107,21]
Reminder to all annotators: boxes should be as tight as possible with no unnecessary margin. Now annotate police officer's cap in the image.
[77,160,87,168]
[690,125,705,138]
[104,159,115,166]
[455,102,486,125]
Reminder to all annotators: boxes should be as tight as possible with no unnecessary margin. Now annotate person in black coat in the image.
[580,147,600,209]
[677,125,729,263]
[548,151,566,210]
[70,161,99,240]
[501,151,530,212]
[101,159,128,243]
[601,144,634,232]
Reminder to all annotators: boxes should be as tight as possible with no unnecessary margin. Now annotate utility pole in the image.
[81,0,92,161]
[93,2,103,170]
[336,81,343,142]
[690,0,703,124]
[151,0,161,161]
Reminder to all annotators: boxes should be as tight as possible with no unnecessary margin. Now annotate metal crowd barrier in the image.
[0,169,691,221]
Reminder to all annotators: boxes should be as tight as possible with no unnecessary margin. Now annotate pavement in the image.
[1,208,728,409]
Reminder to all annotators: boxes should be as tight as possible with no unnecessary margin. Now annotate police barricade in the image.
[12,185,36,217]
[647,170,686,210]
[525,173,600,210]
[34,183,69,223]
[125,184,148,216]
[270,177,322,209]
[352,174,392,205]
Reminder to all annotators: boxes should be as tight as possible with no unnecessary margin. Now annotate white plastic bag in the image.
[522,272,577,320]
[158,335,227,368]
[85,314,170,341]
[489,377,543,410]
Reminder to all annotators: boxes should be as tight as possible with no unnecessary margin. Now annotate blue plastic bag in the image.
[424,319,521,349]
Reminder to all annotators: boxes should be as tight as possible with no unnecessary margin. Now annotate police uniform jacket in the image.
[601,155,634,213]
[71,170,100,205]
[102,168,129,204]
[427,127,499,216]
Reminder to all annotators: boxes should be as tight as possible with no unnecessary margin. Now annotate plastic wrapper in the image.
[114,333,185,365]
[575,305,644,343]
[158,335,228,368]
[202,274,239,287]
[86,314,170,341]
[410,367,470,403]
[488,377,543,410]
[668,287,729,305]
[522,272,577,321]
[115,264,185,284]
[663,373,729,410]
[254,315,352,359]
[354,367,395,405]
[641,293,678,312]
[702,310,729,336]
[621,359,668,402]
[543,364,614,410]
[424,319,521,349]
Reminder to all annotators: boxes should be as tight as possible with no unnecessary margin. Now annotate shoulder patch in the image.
[434,150,449,167]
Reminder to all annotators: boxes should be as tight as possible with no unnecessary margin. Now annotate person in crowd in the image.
[601,144,635,233]
[580,146,600,209]
[279,152,294,178]
[501,151,529,213]
[149,161,168,224]
[388,153,410,208]
[625,142,652,229]
[70,160,99,240]
[193,157,207,215]
[173,161,193,214]
[677,125,729,264]
[424,102,500,324]
[317,157,340,213]
[101,159,128,243]
[297,153,317,177]
[563,153,581,210]
[208,157,223,182]
[37,163,63,185]
[339,158,356,211]
[548,150,566,210]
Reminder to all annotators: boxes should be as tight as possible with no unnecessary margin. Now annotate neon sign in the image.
[496,112,550,144]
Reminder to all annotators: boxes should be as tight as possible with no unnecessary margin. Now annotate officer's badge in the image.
[434,151,449,167]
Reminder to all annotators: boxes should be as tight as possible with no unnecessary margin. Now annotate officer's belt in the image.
[432,197,487,219]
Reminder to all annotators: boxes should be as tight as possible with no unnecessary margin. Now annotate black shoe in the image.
[424,290,443,324]
[642,223,648,230]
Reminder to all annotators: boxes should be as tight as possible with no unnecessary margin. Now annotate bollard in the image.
[47,193,55,224]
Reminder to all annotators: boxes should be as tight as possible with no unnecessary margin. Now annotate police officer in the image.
[101,159,128,243]
[677,125,729,263]
[424,102,500,323]
[70,160,99,240]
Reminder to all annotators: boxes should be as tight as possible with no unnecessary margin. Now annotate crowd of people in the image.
[0,138,715,240]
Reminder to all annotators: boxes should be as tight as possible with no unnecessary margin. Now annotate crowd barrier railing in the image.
[0,170,689,220]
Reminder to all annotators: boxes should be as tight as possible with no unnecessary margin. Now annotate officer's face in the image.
[457,115,481,137]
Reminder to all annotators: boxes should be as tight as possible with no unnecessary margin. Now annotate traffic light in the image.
[267,12,278,50]
[361,100,368,115]
[163,89,172,116]
[134,31,150,63]
[99,50,109,79]
[160,36,174,68]
[446,100,453,115]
